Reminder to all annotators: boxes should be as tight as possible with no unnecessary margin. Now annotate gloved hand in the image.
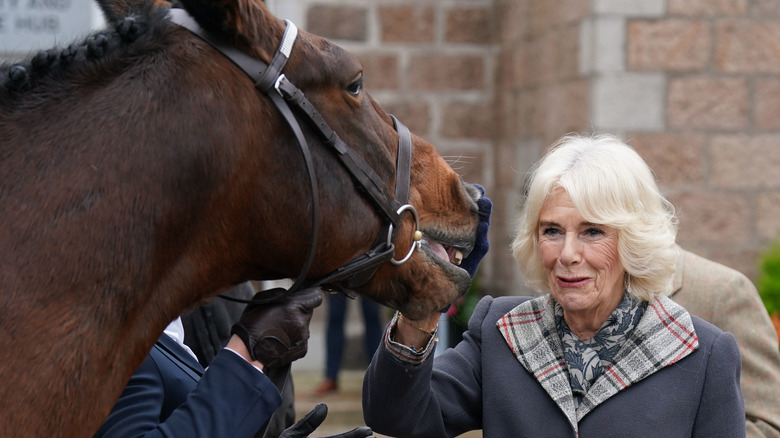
[279,403,374,438]
[460,183,492,278]
[231,287,322,370]
[440,184,492,314]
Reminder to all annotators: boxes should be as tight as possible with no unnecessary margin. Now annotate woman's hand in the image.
[460,183,492,278]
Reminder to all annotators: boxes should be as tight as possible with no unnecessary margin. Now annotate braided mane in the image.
[0,3,172,97]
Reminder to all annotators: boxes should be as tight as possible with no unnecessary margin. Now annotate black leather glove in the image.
[279,404,374,438]
[460,183,492,278]
[230,287,322,369]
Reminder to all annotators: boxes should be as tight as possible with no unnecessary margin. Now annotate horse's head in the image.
[93,0,482,319]
[182,0,480,319]
[362,128,484,319]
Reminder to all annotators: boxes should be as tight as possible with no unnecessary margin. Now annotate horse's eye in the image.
[347,77,363,97]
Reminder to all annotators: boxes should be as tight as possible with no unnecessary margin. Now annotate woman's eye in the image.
[347,77,363,96]
[541,227,561,237]
[584,228,605,237]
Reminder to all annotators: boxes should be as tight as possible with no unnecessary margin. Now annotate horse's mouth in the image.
[419,235,470,270]
[373,228,474,319]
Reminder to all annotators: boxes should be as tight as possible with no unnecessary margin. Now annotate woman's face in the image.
[537,188,625,318]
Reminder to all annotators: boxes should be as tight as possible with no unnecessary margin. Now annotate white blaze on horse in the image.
[0,0,481,436]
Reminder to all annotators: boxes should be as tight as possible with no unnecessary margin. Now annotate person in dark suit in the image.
[182,282,297,437]
[95,287,373,438]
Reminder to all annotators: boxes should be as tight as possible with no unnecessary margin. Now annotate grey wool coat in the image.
[363,295,745,438]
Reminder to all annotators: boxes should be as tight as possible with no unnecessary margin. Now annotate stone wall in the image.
[624,0,780,283]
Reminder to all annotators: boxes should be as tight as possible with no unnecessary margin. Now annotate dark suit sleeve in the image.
[95,349,282,438]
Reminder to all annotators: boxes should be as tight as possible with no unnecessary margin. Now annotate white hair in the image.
[511,133,679,301]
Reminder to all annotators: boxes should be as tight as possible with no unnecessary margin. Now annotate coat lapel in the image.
[155,334,205,382]
[577,295,698,419]
[497,296,578,432]
[498,295,699,429]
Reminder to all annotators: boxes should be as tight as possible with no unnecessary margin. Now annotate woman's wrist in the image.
[392,311,440,351]
[398,312,439,335]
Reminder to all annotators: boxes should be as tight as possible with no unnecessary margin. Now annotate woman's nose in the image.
[559,234,582,265]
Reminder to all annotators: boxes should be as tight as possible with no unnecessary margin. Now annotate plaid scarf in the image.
[498,295,698,432]
[555,294,645,407]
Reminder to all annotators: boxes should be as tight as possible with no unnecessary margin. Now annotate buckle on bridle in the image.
[274,74,287,97]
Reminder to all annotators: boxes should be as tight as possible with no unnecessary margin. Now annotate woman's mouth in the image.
[557,276,589,287]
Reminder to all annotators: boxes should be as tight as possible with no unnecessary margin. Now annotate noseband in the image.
[168,9,420,295]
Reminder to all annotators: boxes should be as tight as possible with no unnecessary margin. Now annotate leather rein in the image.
[167,9,421,298]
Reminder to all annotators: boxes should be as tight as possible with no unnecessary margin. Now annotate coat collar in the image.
[497,294,698,433]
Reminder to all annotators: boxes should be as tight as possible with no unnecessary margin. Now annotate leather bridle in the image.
[168,9,421,296]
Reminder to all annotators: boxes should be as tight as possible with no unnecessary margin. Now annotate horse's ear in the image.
[96,0,169,23]
[177,0,276,58]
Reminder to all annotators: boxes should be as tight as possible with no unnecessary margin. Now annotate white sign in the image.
[0,0,101,54]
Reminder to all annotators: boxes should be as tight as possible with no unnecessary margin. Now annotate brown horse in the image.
[0,0,480,436]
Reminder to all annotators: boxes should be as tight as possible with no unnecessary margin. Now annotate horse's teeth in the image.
[453,250,463,265]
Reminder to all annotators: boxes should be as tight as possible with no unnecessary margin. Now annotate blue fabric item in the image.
[460,184,492,279]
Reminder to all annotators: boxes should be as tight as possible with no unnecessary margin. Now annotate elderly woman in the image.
[362,134,745,437]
